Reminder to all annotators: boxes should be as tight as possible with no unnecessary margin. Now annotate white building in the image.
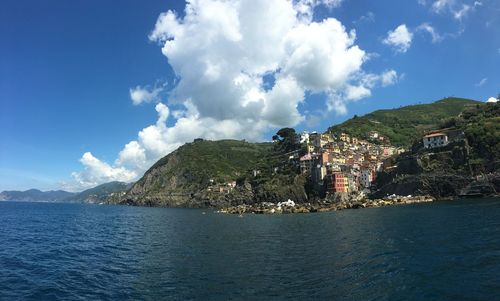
[369,131,379,139]
[423,132,449,149]
[300,131,310,144]
[360,169,373,189]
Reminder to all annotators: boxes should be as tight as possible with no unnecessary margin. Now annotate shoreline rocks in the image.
[217,195,435,214]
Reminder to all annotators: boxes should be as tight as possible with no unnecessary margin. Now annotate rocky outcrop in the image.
[218,194,435,214]
[373,138,499,200]
[373,173,471,200]
[459,175,500,197]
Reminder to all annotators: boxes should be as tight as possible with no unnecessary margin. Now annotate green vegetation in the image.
[272,127,301,153]
[138,139,273,194]
[243,128,310,202]
[373,101,499,198]
[444,102,500,172]
[327,97,481,146]
[123,97,498,207]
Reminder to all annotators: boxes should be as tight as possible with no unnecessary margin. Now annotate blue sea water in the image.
[1,199,500,300]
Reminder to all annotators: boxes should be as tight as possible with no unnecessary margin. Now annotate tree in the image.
[273,128,300,153]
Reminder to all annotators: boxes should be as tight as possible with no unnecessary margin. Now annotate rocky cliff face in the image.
[373,142,499,199]
[118,139,275,207]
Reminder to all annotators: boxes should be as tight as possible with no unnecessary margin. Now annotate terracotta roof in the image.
[423,132,447,138]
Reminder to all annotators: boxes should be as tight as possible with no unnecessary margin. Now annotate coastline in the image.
[217,195,436,214]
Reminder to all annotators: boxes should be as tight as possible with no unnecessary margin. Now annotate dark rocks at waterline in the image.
[218,195,435,214]
[373,173,500,200]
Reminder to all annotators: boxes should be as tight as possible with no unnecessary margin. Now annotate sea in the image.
[1,198,499,300]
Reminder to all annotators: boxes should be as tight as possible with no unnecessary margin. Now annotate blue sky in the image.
[1,0,498,191]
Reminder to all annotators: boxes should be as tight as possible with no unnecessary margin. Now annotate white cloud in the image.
[432,0,454,13]
[453,4,471,20]
[281,18,366,91]
[325,69,399,115]
[326,94,348,115]
[294,0,344,21]
[383,24,413,53]
[416,23,443,43]
[380,70,399,87]
[70,152,137,189]
[70,0,398,189]
[129,85,163,105]
[475,78,487,87]
[353,12,375,25]
[486,97,498,103]
[427,0,481,20]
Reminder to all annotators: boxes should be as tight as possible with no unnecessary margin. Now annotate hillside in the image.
[373,101,500,199]
[327,97,481,146]
[115,98,497,208]
[69,181,132,203]
[0,189,75,202]
[120,139,273,207]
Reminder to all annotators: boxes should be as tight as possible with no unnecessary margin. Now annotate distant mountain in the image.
[327,97,481,146]
[68,181,133,204]
[0,189,75,202]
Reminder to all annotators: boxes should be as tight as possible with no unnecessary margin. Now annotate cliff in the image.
[373,101,500,199]
[119,139,274,207]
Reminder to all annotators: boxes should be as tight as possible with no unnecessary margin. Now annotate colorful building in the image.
[324,172,349,193]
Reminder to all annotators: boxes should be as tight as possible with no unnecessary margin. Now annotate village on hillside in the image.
[207,127,467,196]
[296,128,469,195]
[295,131,404,195]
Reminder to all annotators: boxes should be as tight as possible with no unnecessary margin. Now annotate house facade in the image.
[423,132,449,148]
[324,172,349,193]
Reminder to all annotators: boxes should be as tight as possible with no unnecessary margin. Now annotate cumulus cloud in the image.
[70,152,137,189]
[70,0,398,189]
[486,97,498,103]
[326,69,399,115]
[383,24,413,53]
[129,84,164,105]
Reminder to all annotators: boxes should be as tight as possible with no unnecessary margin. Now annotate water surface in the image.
[1,198,499,300]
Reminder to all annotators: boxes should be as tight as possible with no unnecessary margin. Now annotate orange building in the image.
[324,172,349,193]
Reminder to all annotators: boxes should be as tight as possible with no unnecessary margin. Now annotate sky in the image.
[0,0,499,192]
